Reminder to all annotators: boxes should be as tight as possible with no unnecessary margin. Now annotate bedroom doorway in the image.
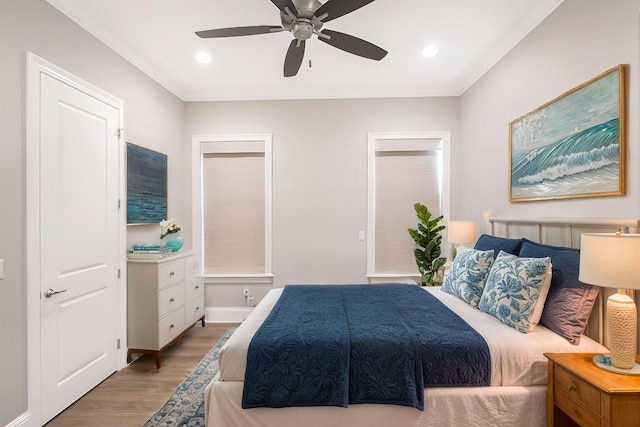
[26,53,126,424]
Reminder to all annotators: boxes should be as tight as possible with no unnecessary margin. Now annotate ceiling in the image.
[47,0,563,102]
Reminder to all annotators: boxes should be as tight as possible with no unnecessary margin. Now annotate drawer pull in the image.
[169,297,175,303]
[170,324,174,329]
[169,271,175,277]
[196,306,200,311]
[568,383,577,393]
[195,285,200,290]
[573,408,578,415]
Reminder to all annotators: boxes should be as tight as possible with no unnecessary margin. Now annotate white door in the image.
[39,72,121,423]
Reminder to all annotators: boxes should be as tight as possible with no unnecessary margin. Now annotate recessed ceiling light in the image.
[421,44,440,58]
[195,51,212,64]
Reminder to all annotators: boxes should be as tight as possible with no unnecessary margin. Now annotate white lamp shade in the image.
[579,232,640,370]
[448,221,476,245]
[579,233,640,290]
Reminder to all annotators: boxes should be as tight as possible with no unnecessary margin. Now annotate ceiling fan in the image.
[195,0,388,77]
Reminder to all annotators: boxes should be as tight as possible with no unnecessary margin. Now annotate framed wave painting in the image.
[127,143,168,224]
[509,65,625,202]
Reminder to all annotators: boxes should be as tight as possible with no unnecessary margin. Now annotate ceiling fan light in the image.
[421,44,439,58]
[195,51,213,64]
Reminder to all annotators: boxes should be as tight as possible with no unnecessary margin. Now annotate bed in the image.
[204,217,640,427]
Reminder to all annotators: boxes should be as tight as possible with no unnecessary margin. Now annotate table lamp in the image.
[448,221,476,250]
[579,232,640,372]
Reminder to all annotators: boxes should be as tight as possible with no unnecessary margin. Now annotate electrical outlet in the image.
[243,287,250,296]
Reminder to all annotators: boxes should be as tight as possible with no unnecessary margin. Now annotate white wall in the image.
[0,0,185,424]
[185,98,460,305]
[458,0,640,355]
[458,0,640,231]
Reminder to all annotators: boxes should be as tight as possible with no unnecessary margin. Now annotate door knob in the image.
[44,288,68,298]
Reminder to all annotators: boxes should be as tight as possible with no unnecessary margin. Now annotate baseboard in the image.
[5,411,31,427]
[205,306,253,323]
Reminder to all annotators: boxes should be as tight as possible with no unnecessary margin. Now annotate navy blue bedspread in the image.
[241,285,490,411]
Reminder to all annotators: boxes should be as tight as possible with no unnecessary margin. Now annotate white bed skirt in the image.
[205,376,547,427]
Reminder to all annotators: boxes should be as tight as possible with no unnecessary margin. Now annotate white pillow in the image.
[478,251,552,333]
[529,263,552,329]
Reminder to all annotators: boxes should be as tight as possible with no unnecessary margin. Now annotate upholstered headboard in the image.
[489,217,640,353]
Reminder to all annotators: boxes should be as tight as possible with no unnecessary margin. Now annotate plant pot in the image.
[162,231,184,252]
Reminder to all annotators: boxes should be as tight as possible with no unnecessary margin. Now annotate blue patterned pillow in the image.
[478,251,552,333]
[442,248,494,307]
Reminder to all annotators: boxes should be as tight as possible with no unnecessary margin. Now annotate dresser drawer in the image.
[184,278,204,302]
[158,259,185,290]
[158,283,185,318]
[185,254,200,280]
[555,388,600,427]
[185,298,204,324]
[555,365,601,412]
[159,307,185,346]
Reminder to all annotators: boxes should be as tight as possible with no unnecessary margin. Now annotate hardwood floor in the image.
[45,322,237,427]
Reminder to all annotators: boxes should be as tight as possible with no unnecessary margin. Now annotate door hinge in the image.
[118,268,121,279]
[118,199,121,209]
[117,338,121,349]
[115,128,123,140]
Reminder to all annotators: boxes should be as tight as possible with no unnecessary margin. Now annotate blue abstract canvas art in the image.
[127,143,168,224]
[509,65,625,202]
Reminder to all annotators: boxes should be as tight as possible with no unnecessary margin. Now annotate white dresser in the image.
[127,251,204,368]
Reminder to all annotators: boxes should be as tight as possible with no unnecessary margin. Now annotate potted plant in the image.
[407,203,447,286]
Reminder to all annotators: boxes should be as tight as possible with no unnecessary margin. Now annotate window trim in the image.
[366,131,451,281]
[192,134,273,283]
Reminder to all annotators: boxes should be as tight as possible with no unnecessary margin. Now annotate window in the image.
[192,134,272,282]
[366,132,450,282]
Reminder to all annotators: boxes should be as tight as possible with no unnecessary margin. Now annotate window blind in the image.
[375,150,442,274]
[202,153,265,274]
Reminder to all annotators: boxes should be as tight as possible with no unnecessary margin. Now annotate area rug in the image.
[143,327,236,427]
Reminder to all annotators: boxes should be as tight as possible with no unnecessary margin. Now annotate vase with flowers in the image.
[160,218,184,252]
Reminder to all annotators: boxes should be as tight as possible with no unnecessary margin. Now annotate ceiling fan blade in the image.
[196,25,283,38]
[284,39,306,77]
[271,0,298,17]
[315,0,377,23]
[319,29,387,60]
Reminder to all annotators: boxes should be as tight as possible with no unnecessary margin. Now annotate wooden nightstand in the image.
[545,353,640,427]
